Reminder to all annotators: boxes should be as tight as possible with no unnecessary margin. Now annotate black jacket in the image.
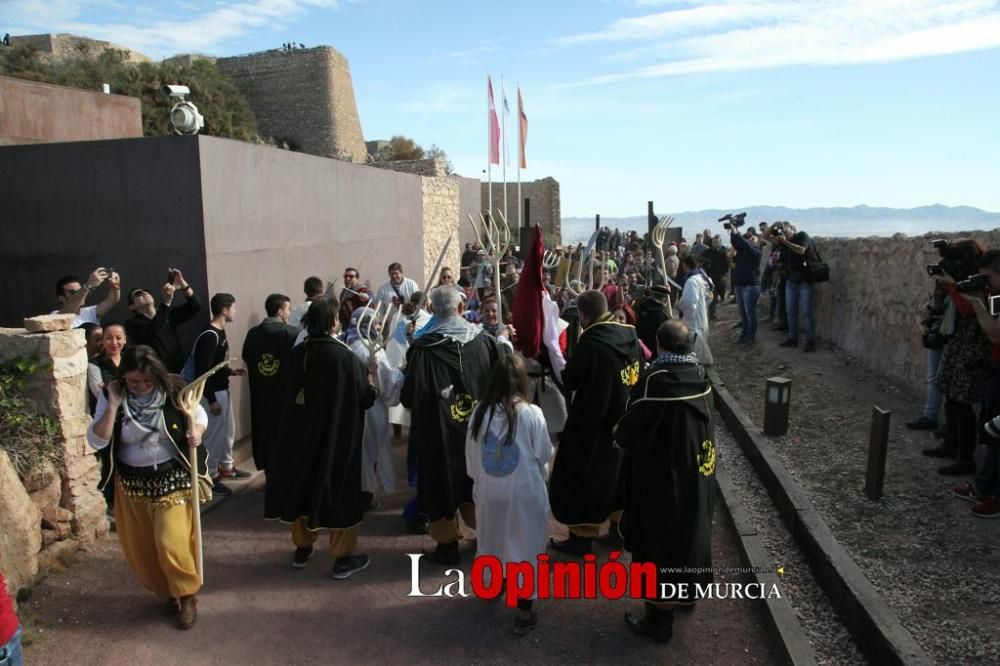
[125,293,202,373]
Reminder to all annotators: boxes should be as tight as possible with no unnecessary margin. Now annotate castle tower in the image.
[216,46,367,162]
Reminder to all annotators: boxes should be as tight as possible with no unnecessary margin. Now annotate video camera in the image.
[719,212,747,230]
[768,221,787,237]
[955,273,989,294]
[926,239,959,278]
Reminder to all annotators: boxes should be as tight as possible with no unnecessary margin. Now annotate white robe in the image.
[384,310,431,426]
[678,273,714,365]
[349,339,404,493]
[466,402,553,592]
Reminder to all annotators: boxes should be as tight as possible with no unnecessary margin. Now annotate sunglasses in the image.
[343,274,358,279]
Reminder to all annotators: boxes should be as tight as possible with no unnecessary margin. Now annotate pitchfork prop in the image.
[176,358,231,585]
[650,215,675,317]
[357,302,398,357]
[468,209,512,323]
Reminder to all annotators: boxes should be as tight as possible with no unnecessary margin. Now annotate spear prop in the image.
[175,358,231,584]
[415,235,454,318]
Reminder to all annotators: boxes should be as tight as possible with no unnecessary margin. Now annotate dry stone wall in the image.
[809,229,1000,396]
[421,177,462,282]
[482,177,561,244]
[0,327,108,595]
[371,158,449,177]
[216,47,367,162]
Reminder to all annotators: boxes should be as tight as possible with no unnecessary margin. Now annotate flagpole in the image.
[501,75,508,228]
[487,73,492,219]
[517,83,522,231]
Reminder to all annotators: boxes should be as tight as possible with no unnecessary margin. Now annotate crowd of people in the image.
[25,213,853,650]
[907,239,1000,519]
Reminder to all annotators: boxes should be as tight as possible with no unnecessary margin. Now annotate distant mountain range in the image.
[560,205,1000,243]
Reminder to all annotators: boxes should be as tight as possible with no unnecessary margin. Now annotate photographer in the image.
[950,249,1000,516]
[53,267,121,327]
[728,226,762,343]
[922,240,991,476]
[125,268,202,374]
[702,236,729,321]
[764,222,816,352]
[906,283,948,431]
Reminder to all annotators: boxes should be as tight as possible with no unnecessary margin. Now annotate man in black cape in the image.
[400,286,506,564]
[264,297,377,580]
[549,290,643,555]
[614,319,715,643]
[635,285,671,352]
[241,293,298,470]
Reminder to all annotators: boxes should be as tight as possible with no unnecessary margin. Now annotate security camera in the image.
[161,84,191,97]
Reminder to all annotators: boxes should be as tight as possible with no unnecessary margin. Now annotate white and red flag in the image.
[518,87,528,169]
[488,76,500,165]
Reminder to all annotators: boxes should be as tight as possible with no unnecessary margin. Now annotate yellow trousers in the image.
[568,510,623,538]
[428,502,476,544]
[114,480,201,600]
[291,518,360,559]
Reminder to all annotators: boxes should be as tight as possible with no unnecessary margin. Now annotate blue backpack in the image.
[180,329,219,383]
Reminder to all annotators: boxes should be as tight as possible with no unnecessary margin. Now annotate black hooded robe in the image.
[549,315,643,527]
[400,330,505,522]
[635,297,670,353]
[241,319,299,470]
[264,336,376,530]
[614,361,715,603]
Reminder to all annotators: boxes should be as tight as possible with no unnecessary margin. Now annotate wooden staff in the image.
[175,358,231,584]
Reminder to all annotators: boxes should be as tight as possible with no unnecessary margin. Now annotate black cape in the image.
[264,336,376,530]
[635,297,670,353]
[614,361,715,602]
[549,315,643,526]
[400,329,505,522]
[241,318,299,470]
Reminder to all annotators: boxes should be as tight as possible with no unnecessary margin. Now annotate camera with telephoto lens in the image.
[719,212,747,230]
[921,301,947,350]
[955,273,989,294]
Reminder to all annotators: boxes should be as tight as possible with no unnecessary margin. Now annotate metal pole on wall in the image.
[595,213,600,233]
[646,201,654,285]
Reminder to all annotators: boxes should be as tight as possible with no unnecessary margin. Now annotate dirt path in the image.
[708,297,1000,662]
[21,444,777,665]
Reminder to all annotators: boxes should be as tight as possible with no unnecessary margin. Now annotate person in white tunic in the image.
[677,255,714,366]
[465,354,553,636]
[345,308,404,496]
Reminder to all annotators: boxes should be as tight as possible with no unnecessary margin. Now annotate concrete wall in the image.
[482,177,561,244]
[0,136,208,330]
[216,47,367,163]
[0,76,143,146]
[810,230,1000,395]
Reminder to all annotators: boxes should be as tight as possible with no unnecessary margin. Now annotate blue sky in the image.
[6,0,1000,217]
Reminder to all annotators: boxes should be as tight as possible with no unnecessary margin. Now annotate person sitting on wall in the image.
[53,267,121,328]
[125,268,202,374]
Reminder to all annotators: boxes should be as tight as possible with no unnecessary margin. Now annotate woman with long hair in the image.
[87,322,128,513]
[465,354,553,635]
[86,345,210,630]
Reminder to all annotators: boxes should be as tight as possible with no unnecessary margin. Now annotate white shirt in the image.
[87,392,208,468]
[375,277,419,307]
[288,300,312,329]
[51,305,99,328]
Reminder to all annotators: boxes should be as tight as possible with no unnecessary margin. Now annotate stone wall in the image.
[8,33,152,63]
[420,177,462,281]
[370,158,449,177]
[481,177,561,244]
[216,47,367,162]
[0,326,108,596]
[809,229,1000,395]
[0,76,143,146]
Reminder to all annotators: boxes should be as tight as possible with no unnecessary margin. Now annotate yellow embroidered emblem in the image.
[258,353,280,377]
[620,361,640,386]
[295,388,305,405]
[449,394,477,424]
[697,440,716,477]
[171,423,178,430]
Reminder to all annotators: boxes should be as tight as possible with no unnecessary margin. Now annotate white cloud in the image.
[555,0,1000,85]
[4,0,345,58]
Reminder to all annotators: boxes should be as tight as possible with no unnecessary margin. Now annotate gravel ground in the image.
[709,300,1000,664]
[715,427,866,665]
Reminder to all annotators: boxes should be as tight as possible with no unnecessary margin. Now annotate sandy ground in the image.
[19,432,779,665]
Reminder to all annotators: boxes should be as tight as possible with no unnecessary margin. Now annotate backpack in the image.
[180,329,220,383]
[802,242,830,284]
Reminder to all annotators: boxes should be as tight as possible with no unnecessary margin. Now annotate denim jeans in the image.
[736,284,762,340]
[922,348,943,422]
[0,626,23,666]
[785,280,815,341]
[974,444,1000,497]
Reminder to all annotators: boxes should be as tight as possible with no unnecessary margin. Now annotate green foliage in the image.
[0,46,259,141]
[0,357,62,476]
[425,144,454,175]
[386,135,425,160]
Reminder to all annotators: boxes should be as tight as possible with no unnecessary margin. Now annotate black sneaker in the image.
[212,479,233,496]
[779,338,799,348]
[922,445,956,458]
[423,541,461,565]
[939,461,976,476]
[803,340,816,353]
[292,546,314,569]
[905,416,938,431]
[332,554,371,580]
[219,467,252,480]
